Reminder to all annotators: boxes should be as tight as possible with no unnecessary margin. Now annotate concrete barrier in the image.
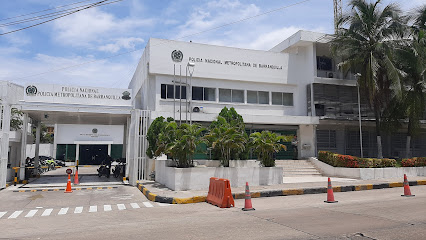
[155,159,282,191]
[310,157,426,180]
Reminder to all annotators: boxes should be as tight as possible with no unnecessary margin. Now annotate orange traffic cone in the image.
[65,174,73,193]
[401,174,415,197]
[324,177,338,203]
[242,182,255,211]
[74,169,79,185]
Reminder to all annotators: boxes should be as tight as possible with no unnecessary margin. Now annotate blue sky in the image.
[0,0,424,89]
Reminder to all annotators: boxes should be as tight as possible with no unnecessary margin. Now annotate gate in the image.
[127,110,150,186]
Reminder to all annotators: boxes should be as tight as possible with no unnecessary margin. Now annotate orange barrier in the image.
[206,177,235,208]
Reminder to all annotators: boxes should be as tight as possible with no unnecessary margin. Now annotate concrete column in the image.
[19,113,28,179]
[75,144,80,163]
[0,104,11,189]
[53,123,58,160]
[108,144,111,156]
[34,121,41,169]
[299,124,316,158]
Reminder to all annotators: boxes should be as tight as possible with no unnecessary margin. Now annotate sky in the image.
[0,0,424,89]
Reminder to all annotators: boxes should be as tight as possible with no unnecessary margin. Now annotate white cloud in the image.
[0,52,142,88]
[51,7,152,50]
[98,37,145,53]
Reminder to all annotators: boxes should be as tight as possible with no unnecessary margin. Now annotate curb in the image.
[12,186,118,192]
[137,180,426,204]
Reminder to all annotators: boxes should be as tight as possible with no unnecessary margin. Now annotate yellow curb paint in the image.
[366,184,373,190]
[192,196,207,203]
[148,193,157,201]
[333,186,341,192]
[138,185,142,190]
[22,180,28,184]
[142,188,147,195]
[76,188,82,190]
[97,187,103,190]
[251,192,261,198]
[87,187,92,190]
[234,193,245,199]
[389,182,403,188]
[107,187,112,189]
[53,189,59,191]
[19,190,25,192]
[42,189,48,192]
[173,197,194,204]
[31,190,37,192]
[283,189,303,195]
[417,180,426,185]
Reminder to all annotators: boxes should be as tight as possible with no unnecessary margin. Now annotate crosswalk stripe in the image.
[117,204,126,210]
[89,206,97,213]
[74,207,83,214]
[142,202,154,208]
[41,209,53,216]
[8,211,23,219]
[130,203,140,209]
[104,205,112,211]
[0,212,7,219]
[25,210,38,218]
[157,203,172,207]
[58,207,69,215]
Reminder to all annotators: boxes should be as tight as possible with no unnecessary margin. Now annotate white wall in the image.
[299,124,316,158]
[56,124,124,144]
[26,144,54,158]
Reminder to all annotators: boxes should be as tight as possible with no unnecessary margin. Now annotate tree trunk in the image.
[374,108,383,159]
[406,118,412,159]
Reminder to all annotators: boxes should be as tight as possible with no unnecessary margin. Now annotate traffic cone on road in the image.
[242,182,255,211]
[65,174,73,193]
[401,174,415,197]
[74,169,79,185]
[324,177,338,203]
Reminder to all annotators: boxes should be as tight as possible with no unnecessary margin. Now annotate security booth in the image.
[18,83,134,183]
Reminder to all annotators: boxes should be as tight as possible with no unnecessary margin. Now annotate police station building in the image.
[1,30,424,189]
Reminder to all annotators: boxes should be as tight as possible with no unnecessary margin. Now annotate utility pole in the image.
[333,0,343,33]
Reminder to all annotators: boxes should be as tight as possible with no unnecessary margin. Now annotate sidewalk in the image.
[136,176,426,204]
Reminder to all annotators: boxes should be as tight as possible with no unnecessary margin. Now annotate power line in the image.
[3,0,311,83]
[0,0,98,22]
[0,0,123,36]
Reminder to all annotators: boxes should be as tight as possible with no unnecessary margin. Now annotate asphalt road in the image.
[1,185,425,240]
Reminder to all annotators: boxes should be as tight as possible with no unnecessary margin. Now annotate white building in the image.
[1,30,425,189]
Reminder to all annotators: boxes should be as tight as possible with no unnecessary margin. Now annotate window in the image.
[192,86,216,101]
[247,91,269,104]
[247,91,257,104]
[272,92,293,106]
[160,84,186,99]
[219,88,244,103]
[317,130,336,148]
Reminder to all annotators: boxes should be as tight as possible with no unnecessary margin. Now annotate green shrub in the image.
[402,157,426,167]
[318,152,396,168]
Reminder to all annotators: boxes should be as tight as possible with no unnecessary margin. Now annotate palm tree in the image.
[331,0,407,158]
[401,5,426,158]
[204,116,246,167]
[250,131,293,167]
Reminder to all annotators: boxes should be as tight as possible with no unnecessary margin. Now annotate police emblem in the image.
[171,50,183,62]
[122,91,131,100]
[25,85,38,96]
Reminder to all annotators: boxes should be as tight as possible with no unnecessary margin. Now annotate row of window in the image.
[160,84,293,106]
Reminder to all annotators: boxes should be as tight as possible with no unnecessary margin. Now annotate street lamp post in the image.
[355,73,363,158]
[187,62,195,124]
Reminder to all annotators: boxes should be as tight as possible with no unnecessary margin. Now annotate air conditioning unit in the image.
[192,106,203,112]
[327,72,334,78]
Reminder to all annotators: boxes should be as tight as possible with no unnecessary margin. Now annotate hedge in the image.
[401,157,426,167]
[318,151,397,168]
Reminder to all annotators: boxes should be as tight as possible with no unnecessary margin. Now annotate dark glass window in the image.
[161,84,166,99]
[192,87,203,100]
[166,85,174,99]
[204,88,215,101]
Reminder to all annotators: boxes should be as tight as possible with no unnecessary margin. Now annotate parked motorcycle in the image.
[112,159,126,178]
[97,160,111,178]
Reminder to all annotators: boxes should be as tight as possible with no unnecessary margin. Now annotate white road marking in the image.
[89,206,97,213]
[74,207,83,214]
[41,209,53,216]
[130,203,140,209]
[0,212,7,219]
[8,211,23,219]
[58,207,69,215]
[104,205,112,211]
[142,202,154,208]
[157,203,172,207]
[117,204,126,210]
[25,210,38,218]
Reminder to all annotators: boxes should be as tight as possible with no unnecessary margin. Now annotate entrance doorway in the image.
[79,145,108,165]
